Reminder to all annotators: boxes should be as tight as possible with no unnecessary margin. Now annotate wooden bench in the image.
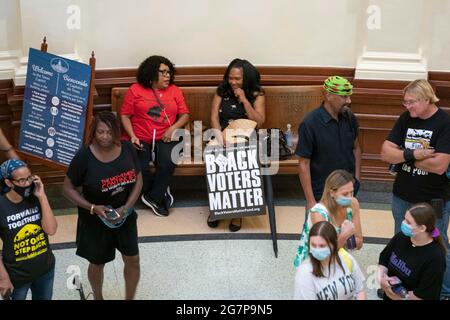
[111,85,323,175]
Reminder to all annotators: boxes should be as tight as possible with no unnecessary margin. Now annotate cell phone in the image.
[388,276,409,299]
[105,208,120,220]
[2,292,11,300]
[33,180,40,191]
[133,142,144,150]
[346,235,357,250]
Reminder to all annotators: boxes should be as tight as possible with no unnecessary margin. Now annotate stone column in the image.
[355,0,430,80]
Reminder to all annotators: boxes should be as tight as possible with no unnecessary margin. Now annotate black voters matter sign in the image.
[205,143,266,220]
[18,48,91,166]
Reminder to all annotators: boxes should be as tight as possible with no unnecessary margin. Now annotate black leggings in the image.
[137,140,178,202]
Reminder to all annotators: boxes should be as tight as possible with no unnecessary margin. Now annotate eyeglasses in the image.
[402,99,420,106]
[158,69,172,77]
[12,175,33,186]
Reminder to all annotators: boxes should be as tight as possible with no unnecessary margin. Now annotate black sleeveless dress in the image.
[218,95,249,130]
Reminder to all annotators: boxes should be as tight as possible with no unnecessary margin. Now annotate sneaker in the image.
[141,194,169,217]
[164,186,174,209]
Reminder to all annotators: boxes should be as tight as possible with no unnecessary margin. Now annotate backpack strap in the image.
[339,248,353,273]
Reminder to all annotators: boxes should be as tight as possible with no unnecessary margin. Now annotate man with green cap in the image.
[295,76,361,215]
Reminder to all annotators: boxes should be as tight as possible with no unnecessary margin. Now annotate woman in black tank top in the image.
[209,59,266,232]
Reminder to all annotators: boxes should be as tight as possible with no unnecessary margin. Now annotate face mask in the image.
[401,221,414,237]
[13,182,35,198]
[310,247,331,261]
[336,196,352,207]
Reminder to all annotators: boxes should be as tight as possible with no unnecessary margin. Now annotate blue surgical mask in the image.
[310,247,331,261]
[336,196,352,207]
[401,221,414,237]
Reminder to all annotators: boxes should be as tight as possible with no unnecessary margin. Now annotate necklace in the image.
[411,238,432,247]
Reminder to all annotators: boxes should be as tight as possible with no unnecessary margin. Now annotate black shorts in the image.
[76,210,139,265]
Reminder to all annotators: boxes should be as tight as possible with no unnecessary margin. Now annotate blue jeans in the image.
[11,266,55,300]
[391,195,450,297]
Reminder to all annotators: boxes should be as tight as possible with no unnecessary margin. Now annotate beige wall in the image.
[427,0,450,71]
[75,0,363,68]
[1,0,449,79]
[0,0,21,51]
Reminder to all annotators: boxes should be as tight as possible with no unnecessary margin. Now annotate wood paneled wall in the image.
[1,67,449,184]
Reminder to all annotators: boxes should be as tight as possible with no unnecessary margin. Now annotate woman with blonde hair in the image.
[380,79,450,299]
[294,169,363,268]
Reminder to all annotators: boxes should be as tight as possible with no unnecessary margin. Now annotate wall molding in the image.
[355,50,428,81]
[0,50,21,80]
[12,52,84,86]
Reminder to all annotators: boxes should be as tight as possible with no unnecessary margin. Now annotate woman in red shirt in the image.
[121,56,190,217]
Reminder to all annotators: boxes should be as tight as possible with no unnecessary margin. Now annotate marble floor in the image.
[42,204,402,300]
[7,185,450,300]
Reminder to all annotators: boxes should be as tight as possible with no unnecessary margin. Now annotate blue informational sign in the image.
[19,48,91,166]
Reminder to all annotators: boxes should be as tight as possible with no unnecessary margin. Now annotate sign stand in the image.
[263,171,278,258]
[15,37,96,172]
[84,51,96,144]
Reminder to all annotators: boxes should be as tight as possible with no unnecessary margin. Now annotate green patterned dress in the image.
[294,203,353,268]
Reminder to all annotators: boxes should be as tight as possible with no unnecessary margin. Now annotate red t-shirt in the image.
[120,83,190,143]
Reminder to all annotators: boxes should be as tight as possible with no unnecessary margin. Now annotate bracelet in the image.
[403,149,416,163]
[90,204,95,215]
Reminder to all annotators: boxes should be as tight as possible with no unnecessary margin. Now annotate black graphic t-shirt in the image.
[66,141,141,220]
[379,232,446,300]
[219,95,250,130]
[387,108,450,202]
[0,195,55,287]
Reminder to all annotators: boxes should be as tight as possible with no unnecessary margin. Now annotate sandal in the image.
[207,214,219,228]
[229,218,242,232]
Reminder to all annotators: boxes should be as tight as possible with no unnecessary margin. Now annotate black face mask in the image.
[13,182,35,198]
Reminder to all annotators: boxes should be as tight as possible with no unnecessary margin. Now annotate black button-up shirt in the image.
[295,104,359,200]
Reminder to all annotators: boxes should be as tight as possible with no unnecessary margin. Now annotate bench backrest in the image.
[111,85,323,133]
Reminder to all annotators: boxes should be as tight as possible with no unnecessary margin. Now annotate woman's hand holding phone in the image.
[32,175,45,198]
[131,136,144,150]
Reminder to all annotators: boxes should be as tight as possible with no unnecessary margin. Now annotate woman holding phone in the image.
[0,159,57,300]
[63,111,143,300]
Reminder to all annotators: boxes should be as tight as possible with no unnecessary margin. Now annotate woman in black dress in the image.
[208,58,265,232]
[63,111,143,299]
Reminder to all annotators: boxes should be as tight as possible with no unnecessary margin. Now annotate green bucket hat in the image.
[323,76,353,96]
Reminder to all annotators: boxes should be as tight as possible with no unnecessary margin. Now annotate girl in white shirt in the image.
[294,221,366,300]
